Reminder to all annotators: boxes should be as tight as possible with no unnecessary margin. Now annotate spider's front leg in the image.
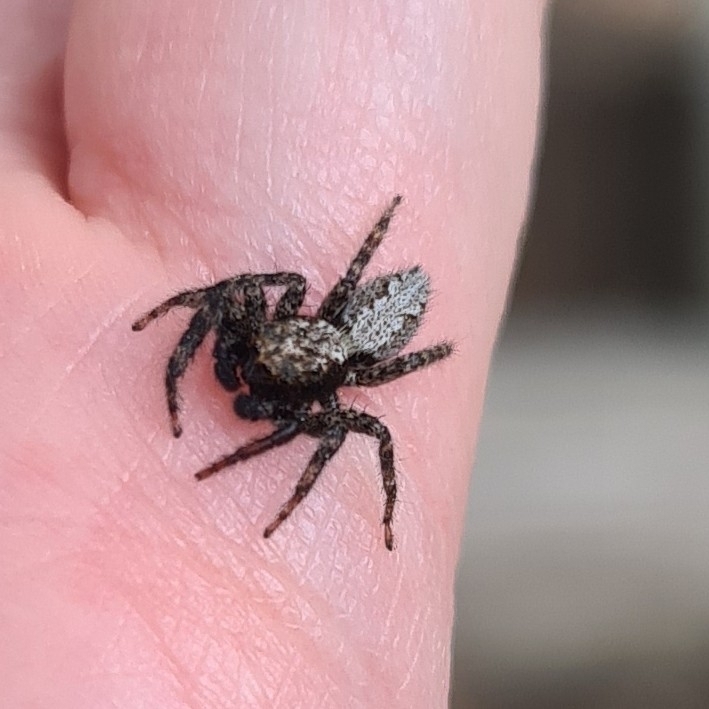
[133,288,222,437]
[272,273,307,320]
[134,272,306,432]
[131,288,208,332]
[133,281,232,435]
[211,272,307,391]
[235,272,307,325]
[164,309,217,436]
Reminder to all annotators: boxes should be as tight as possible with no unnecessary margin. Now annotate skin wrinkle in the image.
[0,15,69,179]
[248,532,409,702]
[33,296,140,418]
[174,573,339,704]
[191,490,376,656]
[108,586,202,707]
[5,235,102,349]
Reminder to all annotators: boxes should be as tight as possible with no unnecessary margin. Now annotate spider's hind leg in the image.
[194,420,301,481]
[344,341,454,388]
[332,410,397,551]
[263,426,347,540]
[299,409,397,551]
[318,195,402,323]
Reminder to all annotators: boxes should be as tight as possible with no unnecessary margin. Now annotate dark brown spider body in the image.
[132,196,453,550]
[245,318,347,403]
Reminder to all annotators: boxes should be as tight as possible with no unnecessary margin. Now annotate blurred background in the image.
[451,1,709,707]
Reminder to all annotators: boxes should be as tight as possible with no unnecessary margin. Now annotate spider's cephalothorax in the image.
[132,196,453,550]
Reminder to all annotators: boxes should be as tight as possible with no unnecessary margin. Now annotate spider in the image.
[132,196,453,550]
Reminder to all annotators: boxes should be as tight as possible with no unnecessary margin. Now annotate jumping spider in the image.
[132,196,453,550]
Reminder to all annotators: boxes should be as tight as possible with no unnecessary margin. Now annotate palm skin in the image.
[0,1,544,706]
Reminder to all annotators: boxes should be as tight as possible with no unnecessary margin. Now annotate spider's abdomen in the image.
[247,318,347,399]
[341,267,429,361]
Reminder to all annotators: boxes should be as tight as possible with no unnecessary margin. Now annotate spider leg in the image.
[344,341,453,387]
[133,272,305,331]
[194,421,301,481]
[165,308,215,437]
[227,273,306,319]
[318,195,402,323]
[132,289,207,331]
[235,391,337,423]
[242,280,267,331]
[230,272,308,333]
[263,426,347,540]
[212,330,245,391]
[299,409,397,551]
[215,272,301,297]
[212,273,306,389]
[273,275,307,319]
[234,394,288,421]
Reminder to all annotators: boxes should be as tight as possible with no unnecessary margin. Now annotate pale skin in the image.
[0,1,545,707]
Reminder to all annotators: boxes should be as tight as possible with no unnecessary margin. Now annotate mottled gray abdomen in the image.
[341,267,430,360]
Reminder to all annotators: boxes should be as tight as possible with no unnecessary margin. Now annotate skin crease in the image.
[0,1,545,707]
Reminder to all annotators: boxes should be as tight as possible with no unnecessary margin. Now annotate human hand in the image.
[1,1,544,706]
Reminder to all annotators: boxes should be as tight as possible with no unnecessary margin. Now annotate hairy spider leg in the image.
[131,290,207,331]
[212,327,247,391]
[272,275,307,320]
[131,275,251,333]
[194,421,301,481]
[165,308,215,437]
[317,195,403,323]
[263,426,347,540]
[313,410,397,551]
[133,273,306,424]
[240,279,268,342]
[233,273,307,319]
[344,341,454,387]
[270,408,398,551]
[234,395,282,421]
[234,391,332,422]
[132,272,305,332]
[133,272,305,332]
[218,272,307,330]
